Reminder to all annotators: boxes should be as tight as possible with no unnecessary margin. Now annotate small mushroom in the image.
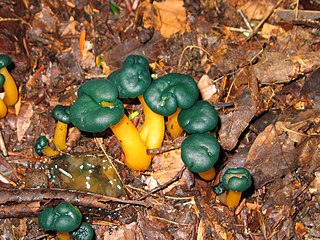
[0,54,18,106]
[108,55,164,149]
[178,100,218,134]
[70,222,94,240]
[212,167,252,208]
[38,201,83,239]
[0,74,7,118]
[70,78,152,171]
[34,136,59,157]
[181,133,220,181]
[52,105,71,151]
[144,73,199,139]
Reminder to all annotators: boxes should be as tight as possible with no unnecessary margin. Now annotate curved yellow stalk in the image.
[0,99,7,118]
[166,108,183,138]
[110,114,152,171]
[56,232,71,240]
[53,121,68,151]
[226,190,242,208]
[0,67,18,106]
[198,167,216,181]
[138,95,164,149]
[41,146,60,157]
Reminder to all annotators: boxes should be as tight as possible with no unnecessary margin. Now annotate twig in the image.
[0,130,7,156]
[147,139,184,155]
[245,0,283,41]
[178,45,212,69]
[0,188,148,218]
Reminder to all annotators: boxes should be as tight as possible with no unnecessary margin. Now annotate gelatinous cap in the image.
[0,55,12,69]
[34,136,49,155]
[71,222,94,240]
[222,167,252,192]
[178,100,218,134]
[70,78,125,133]
[52,105,71,124]
[144,73,199,116]
[108,55,151,98]
[53,201,82,232]
[181,133,220,173]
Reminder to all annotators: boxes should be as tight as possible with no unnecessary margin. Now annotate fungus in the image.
[70,222,94,240]
[178,100,218,134]
[0,74,7,118]
[108,55,165,149]
[38,202,85,240]
[212,167,252,208]
[34,136,59,157]
[181,133,220,181]
[52,105,71,151]
[0,55,18,106]
[144,73,199,138]
[69,78,152,171]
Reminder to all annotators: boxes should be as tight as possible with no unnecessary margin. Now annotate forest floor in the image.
[0,0,320,239]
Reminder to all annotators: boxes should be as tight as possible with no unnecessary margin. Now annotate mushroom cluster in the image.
[38,201,94,240]
[0,55,19,118]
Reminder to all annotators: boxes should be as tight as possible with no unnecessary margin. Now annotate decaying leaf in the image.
[197,74,217,100]
[240,2,274,20]
[16,102,33,142]
[260,23,285,39]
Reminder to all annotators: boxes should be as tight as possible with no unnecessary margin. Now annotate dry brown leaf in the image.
[240,2,274,21]
[16,102,33,142]
[260,23,285,39]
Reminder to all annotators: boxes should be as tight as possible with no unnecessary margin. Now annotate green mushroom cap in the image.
[53,202,82,232]
[38,208,57,231]
[108,55,151,98]
[0,74,5,88]
[181,133,220,173]
[222,167,252,192]
[70,78,125,133]
[144,73,199,116]
[178,101,218,134]
[52,105,71,124]
[34,136,49,155]
[0,55,12,69]
[71,222,94,240]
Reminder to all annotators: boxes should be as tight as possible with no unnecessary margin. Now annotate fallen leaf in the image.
[260,23,285,39]
[16,102,33,142]
[240,2,274,20]
[197,74,217,100]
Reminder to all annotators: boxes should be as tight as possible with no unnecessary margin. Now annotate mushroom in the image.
[70,222,94,240]
[181,133,220,181]
[69,78,152,171]
[0,54,18,106]
[144,73,199,139]
[0,74,7,118]
[38,201,83,240]
[52,105,71,151]
[212,167,252,208]
[108,55,164,149]
[178,100,219,134]
[34,136,59,157]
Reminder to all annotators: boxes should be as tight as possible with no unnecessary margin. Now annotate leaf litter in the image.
[0,0,320,239]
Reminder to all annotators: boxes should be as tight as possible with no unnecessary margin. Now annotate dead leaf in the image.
[240,2,274,20]
[260,23,285,39]
[16,102,33,142]
[198,74,217,100]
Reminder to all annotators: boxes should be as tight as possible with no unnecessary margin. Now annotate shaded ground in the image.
[0,0,320,239]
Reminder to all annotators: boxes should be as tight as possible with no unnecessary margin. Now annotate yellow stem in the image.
[0,67,18,106]
[53,121,68,151]
[198,167,216,181]
[110,114,152,171]
[56,232,71,240]
[0,99,7,118]
[138,95,164,149]
[41,145,59,157]
[166,108,183,138]
[226,190,242,208]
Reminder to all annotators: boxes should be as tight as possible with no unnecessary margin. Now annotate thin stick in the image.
[0,130,7,156]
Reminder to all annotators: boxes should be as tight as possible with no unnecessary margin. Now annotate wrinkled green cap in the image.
[52,105,71,124]
[108,55,151,98]
[38,208,57,231]
[178,101,218,134]
[70,79,125,133]
[53,202,82,232]
[181,133,220,173]
[0,55,12,69]
[144,73,199,116]
[71,222,94,240]
[0,74,5,88]
[34,136,49,155]
[222,167,252,192]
